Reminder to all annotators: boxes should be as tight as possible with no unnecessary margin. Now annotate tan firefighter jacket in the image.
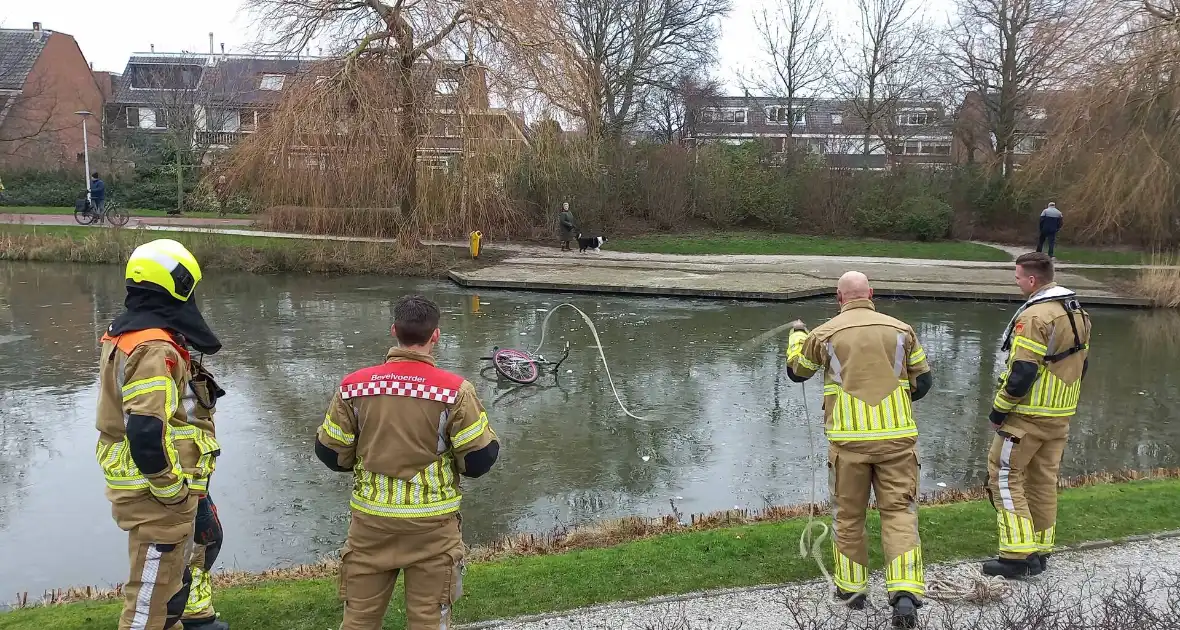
[317,348,497,520]
[785,299,931,446]
[993,283,1091,421]
[96,328,220,506]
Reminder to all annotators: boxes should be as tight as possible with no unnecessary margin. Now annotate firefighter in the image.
[181,357,229,630]
[984,252,1091,578]
[96,238,224,630]
[316,295,501,630]
[785,271,933,629]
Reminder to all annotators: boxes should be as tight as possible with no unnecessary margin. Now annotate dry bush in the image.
[1134,253,1180,308]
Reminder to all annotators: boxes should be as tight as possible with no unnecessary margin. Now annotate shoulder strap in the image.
[1043,298,1087,363]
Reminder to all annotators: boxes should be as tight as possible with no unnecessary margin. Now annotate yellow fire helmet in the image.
[125,239,202,302]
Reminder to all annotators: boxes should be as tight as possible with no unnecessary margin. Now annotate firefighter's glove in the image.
[988,409,1008,430]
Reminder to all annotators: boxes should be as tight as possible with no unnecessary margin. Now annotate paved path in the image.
[1,215,1162,306]
[463,534,1180,629]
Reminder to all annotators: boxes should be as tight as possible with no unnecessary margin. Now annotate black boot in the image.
[891,593,920,629]
[982,553,1043,579]
[1040,553,1051,571]
[834,588,867,610]
[182,617,229,630]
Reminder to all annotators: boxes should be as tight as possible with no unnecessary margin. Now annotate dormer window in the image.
[766,106,805,125]
[260,74,286,90]
[899,110,934,126]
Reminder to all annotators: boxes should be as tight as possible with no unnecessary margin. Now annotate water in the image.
[1,261,1177,598]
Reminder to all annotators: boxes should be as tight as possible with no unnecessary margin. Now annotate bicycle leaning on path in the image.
[74,193,129,227]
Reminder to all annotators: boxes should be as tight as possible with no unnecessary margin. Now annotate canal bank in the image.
[3,476,1180,629]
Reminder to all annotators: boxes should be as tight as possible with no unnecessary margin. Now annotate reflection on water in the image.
[0,261,1177,597]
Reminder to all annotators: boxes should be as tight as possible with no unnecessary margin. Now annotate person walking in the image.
[983,252,1091,579]
[558,202,577,252]
[96,238,224,630]
[784,271,933,629]
[315,295,501,630]
[1037,202,1063,258]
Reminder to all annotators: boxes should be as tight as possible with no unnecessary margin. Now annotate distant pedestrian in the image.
[89,172,106,214]
[1037,202,1062,258]
[558,202,577,252]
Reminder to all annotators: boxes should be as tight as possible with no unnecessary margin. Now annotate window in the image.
[1014,134,1047,154]
[766,106,805,125]
[701,108,746,123]
[260,74,286,91]
[207,108,241,132]
[128,107,167,129]
[831,113,842,125]
[240,110,258,132]
[902,141,951,156]
[899,111,933,126]
[1026,107,1047,120]
[436,79,459,95]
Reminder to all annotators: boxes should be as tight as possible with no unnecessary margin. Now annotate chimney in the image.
[209,33,214,55]
[150,44,155,53]
[221,43,225,56]
[89,62,94,70]
[31,22,42,40]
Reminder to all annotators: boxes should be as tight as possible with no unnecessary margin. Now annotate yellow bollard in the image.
[469,230,483,259]
[471,294,481,313]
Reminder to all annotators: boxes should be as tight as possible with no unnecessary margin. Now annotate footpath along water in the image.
[1,261,1178,599]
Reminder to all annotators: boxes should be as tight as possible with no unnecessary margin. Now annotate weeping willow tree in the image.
[1022,2,1180,246]
[219,0,541,240]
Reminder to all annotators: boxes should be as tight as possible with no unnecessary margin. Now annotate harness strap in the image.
[1043,298,1086,363]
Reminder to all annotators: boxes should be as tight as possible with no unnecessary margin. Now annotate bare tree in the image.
[497,0,732,141]
[740,0,830,145]
[835,0,938,164]
[641,73,722,144]
[0,72,87,169]
[945,0,1106,177]
[243,0,491,218]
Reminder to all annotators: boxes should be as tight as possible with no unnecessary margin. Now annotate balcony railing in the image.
[195,130,252,146]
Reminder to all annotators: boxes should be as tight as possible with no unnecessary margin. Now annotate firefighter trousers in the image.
[338,512,465,630]
[828,443,924,599]
[182,494,224,625]
[987,415,1069,560]
[111,494,199,630]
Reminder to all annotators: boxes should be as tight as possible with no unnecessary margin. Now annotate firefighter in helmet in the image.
[316,295,501,630]
[785,271,933,629]
[984,252,1091,578]
[96,238,225,630]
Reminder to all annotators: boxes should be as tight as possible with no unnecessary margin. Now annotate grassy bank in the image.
[0,225,468,277]
[3,474,1179,630]
[0,206,253,220]
[610,233,1014,261]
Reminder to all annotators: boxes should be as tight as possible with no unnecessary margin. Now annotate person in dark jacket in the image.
[558,202,577,252]
[1037,203,1062,258]
[90,172,106,213]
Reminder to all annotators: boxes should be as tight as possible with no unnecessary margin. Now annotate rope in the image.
[926,569,1014,603]
[530,303,647,421]
[797,380,835,586]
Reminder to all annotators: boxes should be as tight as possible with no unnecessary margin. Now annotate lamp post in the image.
[75,110,92,203]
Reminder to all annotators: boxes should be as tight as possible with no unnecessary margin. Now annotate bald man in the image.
[785,271,933,629]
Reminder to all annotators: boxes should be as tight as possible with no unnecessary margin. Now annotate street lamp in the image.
[76,110,92,203]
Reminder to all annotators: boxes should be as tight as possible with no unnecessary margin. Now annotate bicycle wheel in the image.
[74,204,97,225]
[105,202,129,227]
[492,348,540,384]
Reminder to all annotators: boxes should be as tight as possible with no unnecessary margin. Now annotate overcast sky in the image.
[2,0,953,92]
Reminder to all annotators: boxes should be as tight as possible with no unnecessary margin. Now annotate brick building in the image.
[0,23,105,171]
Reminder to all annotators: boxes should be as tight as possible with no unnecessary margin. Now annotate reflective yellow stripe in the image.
[320,413,355,445]
[907,347,927,366]
[832,546,868,592]
[885,548,924,594]
[453,413,489,448]
[827,383,916,442]
[350,495,462,518]
[184,566,213,616]
[786,332,819,372]
[149,476,185,499]
[122,377,178,418]
[1034,525,1057,553]
[997,510,1039,553]
[1012,335,1048,356]
[993,391,1018,412]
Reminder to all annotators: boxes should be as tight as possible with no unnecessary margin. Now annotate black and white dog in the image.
[577,233,608,252]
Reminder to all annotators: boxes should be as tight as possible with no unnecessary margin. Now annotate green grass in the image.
[0,206,253,220]
[610,233,1015,261]
[2,478,1178,630]
[1049,246,1152,266]
[0,224,292,248]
